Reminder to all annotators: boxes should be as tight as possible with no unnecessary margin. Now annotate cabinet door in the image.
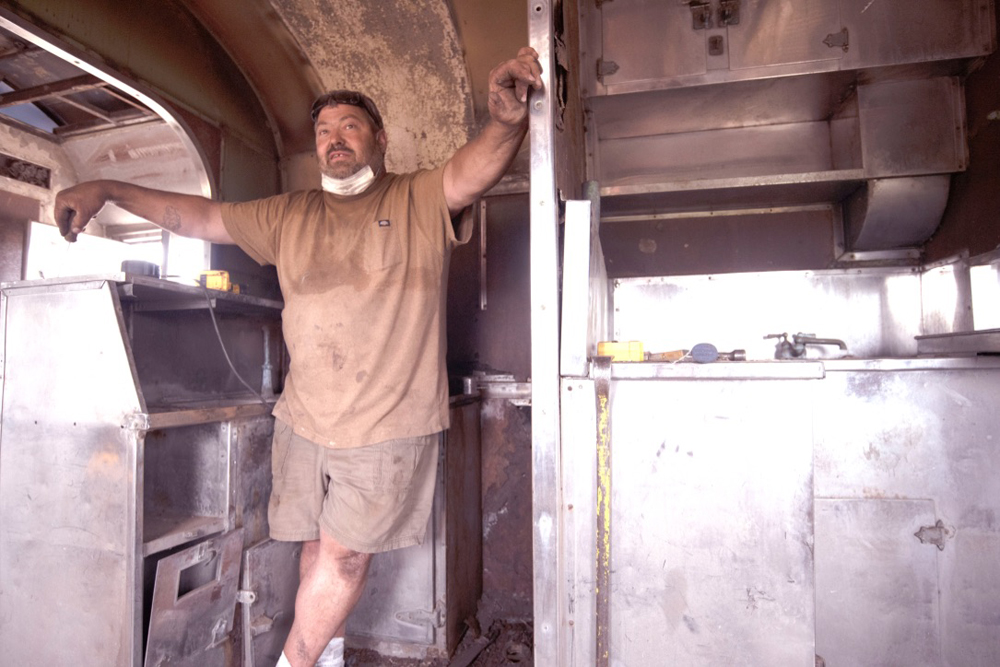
[241,539,301,667]
[728,0,844,70]
[841,0,994,68]
[601,0,708,87]
[145,530,244,667]
[814,499,943,666]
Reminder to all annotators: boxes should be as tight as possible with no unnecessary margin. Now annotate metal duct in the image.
[845,175,951,251]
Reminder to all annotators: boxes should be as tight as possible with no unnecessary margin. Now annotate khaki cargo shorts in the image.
[267,420,440,553]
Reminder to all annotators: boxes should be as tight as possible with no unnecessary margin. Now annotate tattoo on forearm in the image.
[162,205,181,232]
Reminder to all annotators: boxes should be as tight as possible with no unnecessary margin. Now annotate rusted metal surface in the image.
[592,356,612,667]
[478,396,533,628]
[444,399,484,656]
[268,0,472,174]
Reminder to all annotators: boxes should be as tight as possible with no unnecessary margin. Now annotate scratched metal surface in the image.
[814,368,1000,666]
[561,377,817,666]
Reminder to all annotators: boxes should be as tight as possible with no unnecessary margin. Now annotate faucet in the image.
[764,332,848,359]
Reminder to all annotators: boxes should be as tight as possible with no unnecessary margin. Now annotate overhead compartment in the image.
[582,0,996,256]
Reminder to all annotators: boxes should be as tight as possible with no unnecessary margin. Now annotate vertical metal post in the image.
[528,0,562,665]
[593,356,613,667]
[479,199,488,311]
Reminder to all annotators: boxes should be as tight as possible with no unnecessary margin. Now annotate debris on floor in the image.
[344,620,533,667]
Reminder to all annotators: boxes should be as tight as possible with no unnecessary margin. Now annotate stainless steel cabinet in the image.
[559,361,1000,666]
[0,274,483,665]
[584,0,994,250]
[592,0,993,94]
[0,274,283,666]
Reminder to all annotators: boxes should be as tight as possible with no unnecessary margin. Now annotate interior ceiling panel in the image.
[267,0,472,173]
[0,23,159,138]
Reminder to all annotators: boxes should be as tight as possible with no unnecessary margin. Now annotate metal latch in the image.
[690,1,712,30]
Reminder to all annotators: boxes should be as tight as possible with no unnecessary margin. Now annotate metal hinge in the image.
[824,27,849,51]
[596,58,619,83]
[914,519,954,551]
[690,1,712,30]
[719,0,741,26]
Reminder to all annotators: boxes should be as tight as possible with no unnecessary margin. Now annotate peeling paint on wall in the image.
[268,0,472,173]
[0,123,77,225]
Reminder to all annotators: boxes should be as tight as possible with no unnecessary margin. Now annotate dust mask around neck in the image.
[321,165,376,196]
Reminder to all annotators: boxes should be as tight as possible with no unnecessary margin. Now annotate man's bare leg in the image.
[282,529,372,667]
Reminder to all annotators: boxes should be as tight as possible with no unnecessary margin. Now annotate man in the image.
[54,47,542,667]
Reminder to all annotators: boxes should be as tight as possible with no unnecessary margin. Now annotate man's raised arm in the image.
[54,180,233,244]
[442,47,542,216]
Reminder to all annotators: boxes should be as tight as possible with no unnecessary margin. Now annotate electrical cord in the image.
[201,286,270,406]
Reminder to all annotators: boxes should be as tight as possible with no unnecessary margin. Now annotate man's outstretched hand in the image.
[54,181,109,242]
[487,46,543,128]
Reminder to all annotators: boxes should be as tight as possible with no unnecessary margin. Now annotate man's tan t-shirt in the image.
[220,168,470,448]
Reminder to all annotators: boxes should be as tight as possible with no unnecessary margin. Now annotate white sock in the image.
[315,636,345,667]
[276,651,293,667]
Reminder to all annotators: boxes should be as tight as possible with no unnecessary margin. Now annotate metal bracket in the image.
[824,28,849,51]
[249,613,277,637]
[596,58,619,83]
[690,1,713,30]
[209,617,229,647]
[236,589,257,605]
[124,411,150,432]
[479,199,488,311]
[477,377,532,406]
[719,0,740,26]
[395,603,444,629]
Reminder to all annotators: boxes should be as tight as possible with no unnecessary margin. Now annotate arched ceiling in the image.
[0,0,529,208]
[179,0,527,175]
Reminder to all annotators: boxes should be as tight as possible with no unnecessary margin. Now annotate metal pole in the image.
[528,0,562,664]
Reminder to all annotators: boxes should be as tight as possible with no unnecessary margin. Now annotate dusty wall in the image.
[0,121,78,226]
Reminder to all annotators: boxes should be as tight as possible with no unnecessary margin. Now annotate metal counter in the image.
[559,356,1000,666]
[0,275,485,665]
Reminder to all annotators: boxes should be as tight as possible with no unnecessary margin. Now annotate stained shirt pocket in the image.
[361,219,403,272]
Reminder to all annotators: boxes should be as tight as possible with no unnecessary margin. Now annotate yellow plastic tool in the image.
[596,340,644,362]
[199,270,232,291]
